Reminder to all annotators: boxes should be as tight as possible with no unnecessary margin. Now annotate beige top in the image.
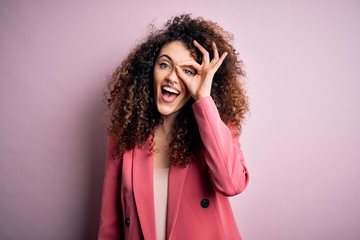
[153,167,169,240]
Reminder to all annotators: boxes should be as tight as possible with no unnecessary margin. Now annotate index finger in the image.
[176,60,201,71]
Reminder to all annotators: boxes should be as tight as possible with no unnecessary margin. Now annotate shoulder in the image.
[106,135,122,165]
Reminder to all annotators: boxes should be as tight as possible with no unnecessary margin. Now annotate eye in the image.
[183,68,196,76]
[159,62,170,69]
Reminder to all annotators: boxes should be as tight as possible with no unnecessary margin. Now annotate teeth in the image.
[162,86,179,95]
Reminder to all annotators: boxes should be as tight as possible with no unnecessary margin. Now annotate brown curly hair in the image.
[105,14,249,166]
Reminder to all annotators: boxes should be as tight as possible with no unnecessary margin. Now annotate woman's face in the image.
[153,41,196,118]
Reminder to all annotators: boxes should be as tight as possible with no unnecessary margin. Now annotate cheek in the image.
[180,88,191,104]
[181,82,190,96]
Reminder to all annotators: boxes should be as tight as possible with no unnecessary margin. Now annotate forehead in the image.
[158,41,195,62]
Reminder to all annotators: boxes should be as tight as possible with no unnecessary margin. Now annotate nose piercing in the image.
[167,80,174,86]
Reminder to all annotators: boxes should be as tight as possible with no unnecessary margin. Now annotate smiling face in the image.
[153,41,196,118]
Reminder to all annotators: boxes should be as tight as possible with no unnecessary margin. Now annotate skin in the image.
[153,40,227,169]
[153,41,195,121]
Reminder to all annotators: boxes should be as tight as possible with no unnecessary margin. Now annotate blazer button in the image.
[200,198,210,208]
[125,218,130,227]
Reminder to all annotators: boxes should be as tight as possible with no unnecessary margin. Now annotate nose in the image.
[166,68,178,84]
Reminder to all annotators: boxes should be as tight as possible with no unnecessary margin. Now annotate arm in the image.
[98,137,123,240]
[176,40,249,196]
[193,96,249,196]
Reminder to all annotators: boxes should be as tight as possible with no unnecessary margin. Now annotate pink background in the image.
[1,0,360,239]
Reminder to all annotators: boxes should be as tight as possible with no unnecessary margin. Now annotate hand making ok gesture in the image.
[175,40,228,101]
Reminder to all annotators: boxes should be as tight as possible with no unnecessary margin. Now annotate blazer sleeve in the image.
[98,136,124,240]
[193,96,249,196]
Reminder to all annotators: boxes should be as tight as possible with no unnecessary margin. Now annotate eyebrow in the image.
[157,54,172,62]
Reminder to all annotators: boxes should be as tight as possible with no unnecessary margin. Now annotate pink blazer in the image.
[98,96,249,240]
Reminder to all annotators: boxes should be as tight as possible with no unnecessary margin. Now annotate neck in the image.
[157,113,177,135]
[153,113,177,151]
[153,114,177,169]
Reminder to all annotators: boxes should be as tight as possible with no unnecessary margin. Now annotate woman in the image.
[98,14,249,240]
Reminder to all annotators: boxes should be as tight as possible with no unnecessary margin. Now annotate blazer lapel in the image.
[167,163,190,239]
[132,137,156,239]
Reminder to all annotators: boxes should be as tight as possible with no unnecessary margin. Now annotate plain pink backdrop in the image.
[1,0,359,239]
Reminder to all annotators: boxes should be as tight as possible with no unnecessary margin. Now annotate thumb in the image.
[175,65,192,89]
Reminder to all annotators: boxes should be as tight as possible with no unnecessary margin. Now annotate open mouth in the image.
[161,86,180,103]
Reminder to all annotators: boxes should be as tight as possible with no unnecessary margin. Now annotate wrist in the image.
[195,93,210,101]
[195,94,211,101]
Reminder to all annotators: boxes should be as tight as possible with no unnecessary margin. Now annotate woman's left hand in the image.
[176,40,228,101]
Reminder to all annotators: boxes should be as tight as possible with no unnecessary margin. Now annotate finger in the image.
[212,42,219,61]
[212,52,228,71]
[193,40,210,64]
[176,60,201,71]
[175,65,193,87]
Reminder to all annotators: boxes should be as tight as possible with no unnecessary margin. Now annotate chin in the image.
[156,105,180,117]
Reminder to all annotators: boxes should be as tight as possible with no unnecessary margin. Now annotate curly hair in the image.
[105,14,249,166]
